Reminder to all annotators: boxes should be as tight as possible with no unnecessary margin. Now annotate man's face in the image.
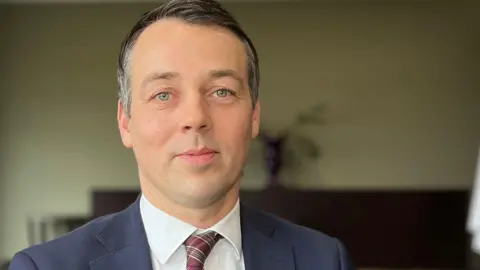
[118,18,260,208]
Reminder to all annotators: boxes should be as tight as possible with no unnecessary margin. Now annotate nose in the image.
[178,93,212,133]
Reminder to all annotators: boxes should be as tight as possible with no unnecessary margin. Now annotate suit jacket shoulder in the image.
[241,204,355,270]
[10,197,152,270]
[9,212,118,270]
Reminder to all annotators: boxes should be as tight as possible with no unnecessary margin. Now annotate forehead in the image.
[129,18,248,84]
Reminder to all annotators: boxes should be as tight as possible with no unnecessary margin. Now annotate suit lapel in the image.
[89,240,152,270]
[90,194,153,270]
[241,204,295,270]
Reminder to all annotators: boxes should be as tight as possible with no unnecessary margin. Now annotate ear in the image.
[117,100,133,148]
[251,101,260,139]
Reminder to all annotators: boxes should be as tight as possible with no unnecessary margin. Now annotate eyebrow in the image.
[141,71,180,88]
[140,69,244,88]
[209,69,244,86]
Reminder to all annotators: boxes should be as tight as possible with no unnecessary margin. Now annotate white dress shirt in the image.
[140,194,246,270]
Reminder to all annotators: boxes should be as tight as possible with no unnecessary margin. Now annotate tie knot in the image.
[184,231,222,269]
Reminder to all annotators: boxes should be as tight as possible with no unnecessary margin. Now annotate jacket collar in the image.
[90,194,153,270]
[240,203,295,270]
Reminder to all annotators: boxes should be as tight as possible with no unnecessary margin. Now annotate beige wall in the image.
[1,4,12,260]
[1,1,479,260]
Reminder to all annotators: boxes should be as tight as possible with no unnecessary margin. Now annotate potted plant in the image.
[258,103,326,188]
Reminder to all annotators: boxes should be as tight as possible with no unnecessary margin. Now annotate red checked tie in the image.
[184,231,223,270]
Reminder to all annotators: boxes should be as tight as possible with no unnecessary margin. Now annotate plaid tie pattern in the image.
[184,231,222,270]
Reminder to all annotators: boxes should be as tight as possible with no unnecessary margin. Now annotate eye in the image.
[214,89,233,98]
[154,92,170,101]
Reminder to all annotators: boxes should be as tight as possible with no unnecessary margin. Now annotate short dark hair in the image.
[117,0,260,116]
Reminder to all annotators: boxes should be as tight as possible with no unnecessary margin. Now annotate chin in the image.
[176,178,237,208]
[173,192,222,209]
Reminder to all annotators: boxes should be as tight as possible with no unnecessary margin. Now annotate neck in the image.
[140,179,240,229]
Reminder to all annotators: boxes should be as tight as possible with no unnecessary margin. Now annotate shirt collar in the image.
[139,194,242,264]
[203,198,242,259]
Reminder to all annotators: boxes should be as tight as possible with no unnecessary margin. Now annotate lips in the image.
[176,148,218,166]
[181,148,218,156]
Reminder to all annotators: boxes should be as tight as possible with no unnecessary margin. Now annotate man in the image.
[9,0,355,269]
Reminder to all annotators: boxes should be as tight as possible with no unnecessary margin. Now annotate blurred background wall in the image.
[0,0,479,262]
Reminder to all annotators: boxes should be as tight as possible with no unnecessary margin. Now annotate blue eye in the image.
[155,92,170,101]
[215,89,232,98]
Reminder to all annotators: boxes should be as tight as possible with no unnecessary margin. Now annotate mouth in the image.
[176,148,219,166]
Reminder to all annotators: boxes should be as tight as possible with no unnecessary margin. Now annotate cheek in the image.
[214,111,252,153]
[130,111,176,152]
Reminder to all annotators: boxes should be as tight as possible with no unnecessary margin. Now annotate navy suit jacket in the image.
[9,197,355,270]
